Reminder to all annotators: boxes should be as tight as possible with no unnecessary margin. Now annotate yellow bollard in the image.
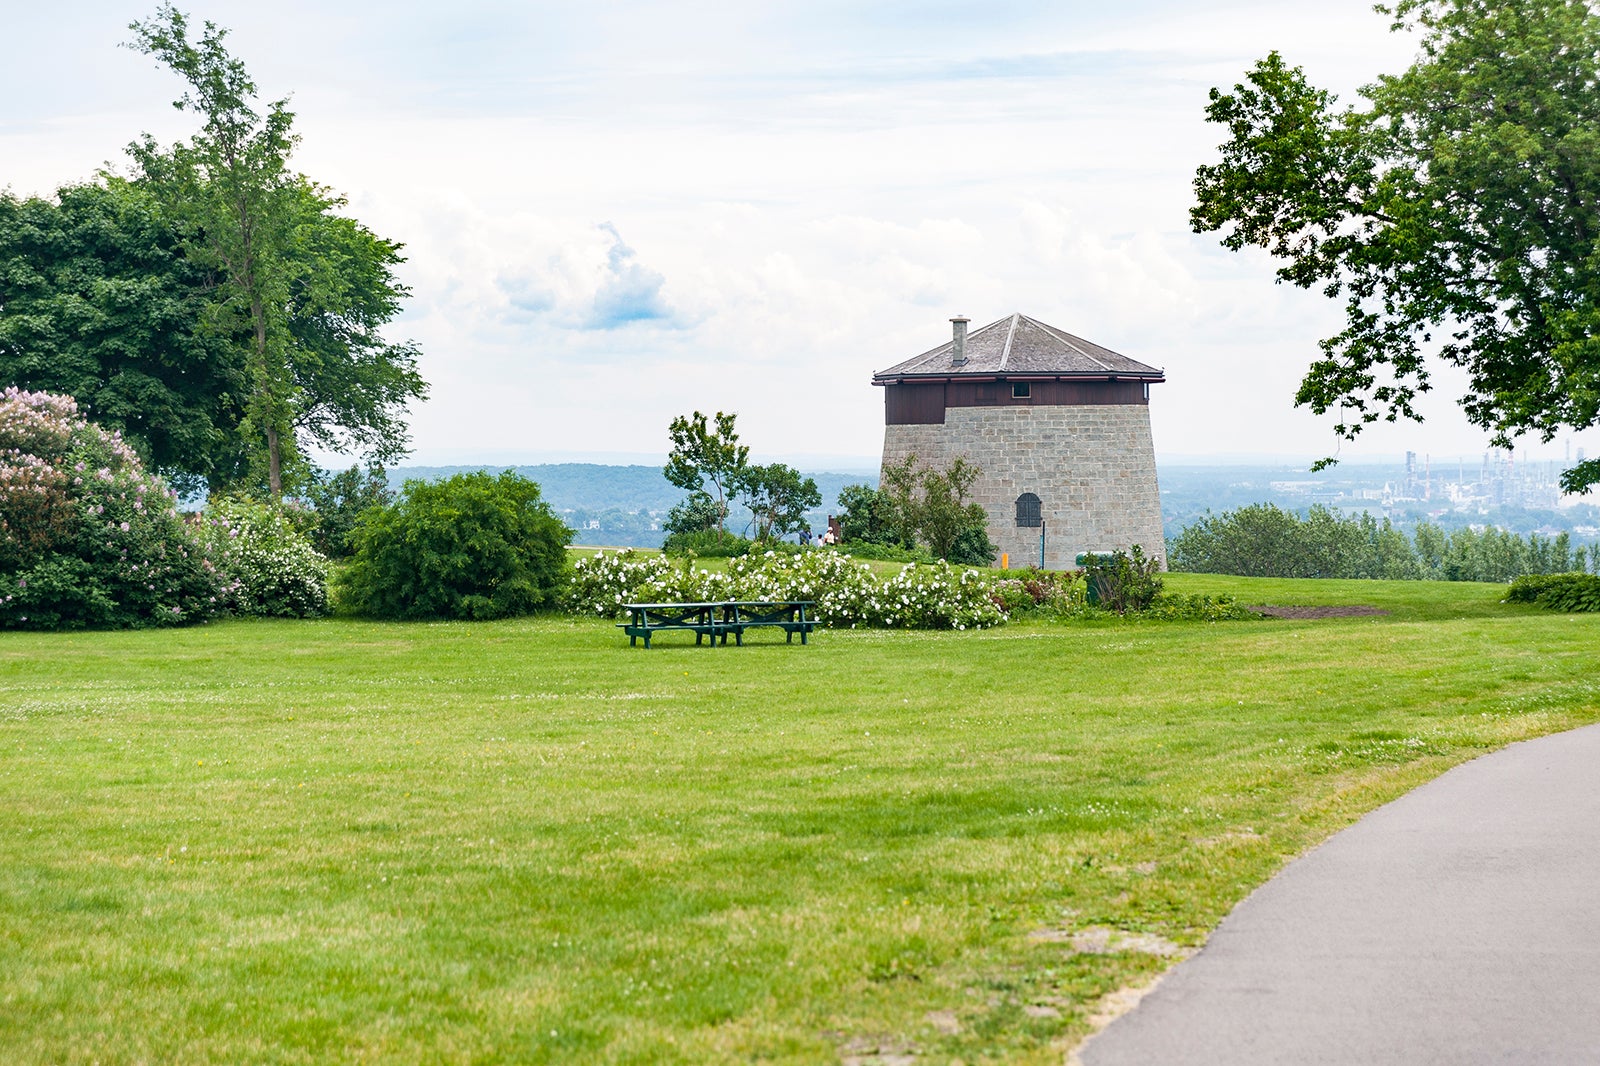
[1001,552,1009,570]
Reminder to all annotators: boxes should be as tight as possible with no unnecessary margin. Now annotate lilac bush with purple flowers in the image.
[0,388,226,629]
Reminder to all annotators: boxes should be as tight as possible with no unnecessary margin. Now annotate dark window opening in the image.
[1012,382,1031,399]
[1016,492,1042,527]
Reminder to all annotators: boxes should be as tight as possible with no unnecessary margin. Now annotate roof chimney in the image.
[950,316,970,365]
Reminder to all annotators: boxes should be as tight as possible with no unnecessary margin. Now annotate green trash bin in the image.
[1076,552,1117,605]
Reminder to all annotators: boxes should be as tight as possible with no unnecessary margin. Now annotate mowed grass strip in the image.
[2,577,1596,1064]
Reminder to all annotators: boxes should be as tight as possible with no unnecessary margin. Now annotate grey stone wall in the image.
[881,405,1164,570]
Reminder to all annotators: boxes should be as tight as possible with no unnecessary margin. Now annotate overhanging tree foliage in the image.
[125,5,424,496]
[1193,0,1600,492]
[0,181,247,495]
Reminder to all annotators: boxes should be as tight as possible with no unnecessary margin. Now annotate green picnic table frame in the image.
[619,601,817,648]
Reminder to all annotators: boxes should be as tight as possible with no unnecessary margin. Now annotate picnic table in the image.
[619,601,817,648]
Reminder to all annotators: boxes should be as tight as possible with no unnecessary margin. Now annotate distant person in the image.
[820,527,836,546]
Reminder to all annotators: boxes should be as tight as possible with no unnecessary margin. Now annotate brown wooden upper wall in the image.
[883,380,1150,425]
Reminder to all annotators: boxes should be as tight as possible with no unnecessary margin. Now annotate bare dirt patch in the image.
[1029,926,1191,958]
[1247,604,1391,619]
[1197,828,1264,847]
[836,1034,919,1065]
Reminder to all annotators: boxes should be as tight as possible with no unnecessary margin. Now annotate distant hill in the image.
[390,464,687,513]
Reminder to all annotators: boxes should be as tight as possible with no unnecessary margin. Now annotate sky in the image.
[6,0,1600,472]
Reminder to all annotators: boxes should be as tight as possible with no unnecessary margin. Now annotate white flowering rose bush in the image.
[563,549,679,616]
[860,560,1006,630]
[562,547,1004,630]
[0,388,226,629]
[199,497,330,617]
[635,565,738,605]
[723,550,880,621]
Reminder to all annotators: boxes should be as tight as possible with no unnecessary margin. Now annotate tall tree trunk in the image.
[266,424,282,497]
[251,294,282,497]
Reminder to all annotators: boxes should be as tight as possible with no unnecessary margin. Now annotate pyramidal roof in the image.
[872,313,1163,381]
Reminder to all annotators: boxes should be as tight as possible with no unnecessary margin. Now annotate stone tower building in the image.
[872,313,1165,570]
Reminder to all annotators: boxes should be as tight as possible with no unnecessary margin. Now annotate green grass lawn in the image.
[3,577,1597,1064]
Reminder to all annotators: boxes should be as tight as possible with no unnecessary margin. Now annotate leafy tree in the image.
[661,490,755,555]
[736,462,821,542]
[664,410,748,539]
[1170,503,1381,577]
[947,525,997,567]
[0,181,247,495]
[1193,0,1600,491]
[663,490,721,537]
[1168,503,1587,581]
[127,5,425,496]
[302,463,393,559]
[338,471,572,620]
[882,454,993,562]
[1412,520,1449,579]
[1360,512,1422,581]
[836,484,907,547]
[280,181,426,475]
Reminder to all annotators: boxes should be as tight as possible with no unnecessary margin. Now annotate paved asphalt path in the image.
[1081,724,1600,1065]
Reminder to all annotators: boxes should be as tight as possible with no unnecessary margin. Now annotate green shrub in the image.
[662,529,754,557]
[303,464,393,558]
[200,497,329,617]
[865,560,1005,629]
[1505,573,1561,603]
[339,471,572,620]
[818,541,933,563]
[947,524,997,566]
[1081,546,1163,614]
[990,569,1085,616]
[1506,572,1600,612]
[0,388,225,630]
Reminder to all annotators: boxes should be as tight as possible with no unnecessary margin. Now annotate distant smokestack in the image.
[951,316,970,365]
